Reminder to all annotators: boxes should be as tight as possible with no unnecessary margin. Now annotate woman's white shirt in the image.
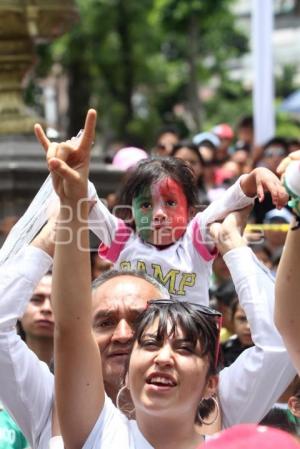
[83,395,153,449]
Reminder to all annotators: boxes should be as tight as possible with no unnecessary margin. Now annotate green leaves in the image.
[30,0,252,145]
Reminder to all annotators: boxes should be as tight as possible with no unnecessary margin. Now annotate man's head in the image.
[20,274,53,340]
[91,270,169,401]
[154,126,180,157]
[262,137,289,173]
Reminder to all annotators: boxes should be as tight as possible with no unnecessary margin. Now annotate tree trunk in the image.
[116,0,134,138]
[186,14,202,133]
[67,55,91,138]
[294,0,300,15]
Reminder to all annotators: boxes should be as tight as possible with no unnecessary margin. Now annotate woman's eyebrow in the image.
[141,332,158,338]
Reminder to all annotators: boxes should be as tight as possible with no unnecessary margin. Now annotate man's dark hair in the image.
[237,115,253,130]
[263,136,289,154]
[260,408,297,435]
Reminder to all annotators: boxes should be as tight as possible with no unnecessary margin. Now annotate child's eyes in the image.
[141,202,152,209]
[165,199,177,207]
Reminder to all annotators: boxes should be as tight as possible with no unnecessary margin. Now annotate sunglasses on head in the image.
[146,299,222,368]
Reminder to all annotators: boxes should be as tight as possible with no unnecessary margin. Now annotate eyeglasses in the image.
[146,299,222,368]
[264,147,286,158]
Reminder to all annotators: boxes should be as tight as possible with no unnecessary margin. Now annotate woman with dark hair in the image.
[68,299,220,449]
[171,142,209,206]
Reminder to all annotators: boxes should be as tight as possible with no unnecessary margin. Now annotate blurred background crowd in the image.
[1,1,300,446]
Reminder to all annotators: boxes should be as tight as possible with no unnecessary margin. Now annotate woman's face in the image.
[174,147,204,181]
[128,319,217,420]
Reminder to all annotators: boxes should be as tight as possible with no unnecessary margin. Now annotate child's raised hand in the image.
[34,109,97,204]
[254,167,288,208]
[241,167,288,209]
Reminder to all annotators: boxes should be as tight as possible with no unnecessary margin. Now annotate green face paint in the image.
[132,188,153,241]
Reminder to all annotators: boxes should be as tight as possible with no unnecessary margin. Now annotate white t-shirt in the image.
[82,395,154,449]
[96,176,255,304]
[48,397,208,449]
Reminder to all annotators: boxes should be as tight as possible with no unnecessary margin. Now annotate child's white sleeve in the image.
[195,176,255,245]
[87,181,120,246]
[219,247,296,427]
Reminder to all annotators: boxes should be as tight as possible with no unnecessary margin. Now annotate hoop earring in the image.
[116,385,135,417]
[116,385,127,410]
[198,396,219,426]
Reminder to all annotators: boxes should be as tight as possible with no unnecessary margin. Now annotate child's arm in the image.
[195,168,288,250]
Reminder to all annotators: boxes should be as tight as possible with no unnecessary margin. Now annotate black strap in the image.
[291,214,300,230]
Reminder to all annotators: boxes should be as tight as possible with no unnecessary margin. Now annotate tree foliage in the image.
[32,0,252,147]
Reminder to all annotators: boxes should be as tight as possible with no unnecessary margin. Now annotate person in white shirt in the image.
[46,112,295,449]
[0,210,295,449]
[18,273,53,366]
[0,112,295,448]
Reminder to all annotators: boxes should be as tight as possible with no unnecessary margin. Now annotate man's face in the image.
[263,145,287,173]
[91,275,164,397]
[21,275,53,339]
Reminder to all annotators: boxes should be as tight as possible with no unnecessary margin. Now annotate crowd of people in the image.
[0,110,300,448]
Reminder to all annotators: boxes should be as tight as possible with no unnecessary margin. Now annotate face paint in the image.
[132,186,153,242]
[132,177,189,246]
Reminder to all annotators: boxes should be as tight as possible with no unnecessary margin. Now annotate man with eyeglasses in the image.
[262,137,289,174]
[253,137,289,222]
[0,210,296,448]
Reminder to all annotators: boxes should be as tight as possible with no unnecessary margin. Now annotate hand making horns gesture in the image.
[34,109,97,204]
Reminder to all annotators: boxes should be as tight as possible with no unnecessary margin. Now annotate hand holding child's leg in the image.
[209,206,252,256]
